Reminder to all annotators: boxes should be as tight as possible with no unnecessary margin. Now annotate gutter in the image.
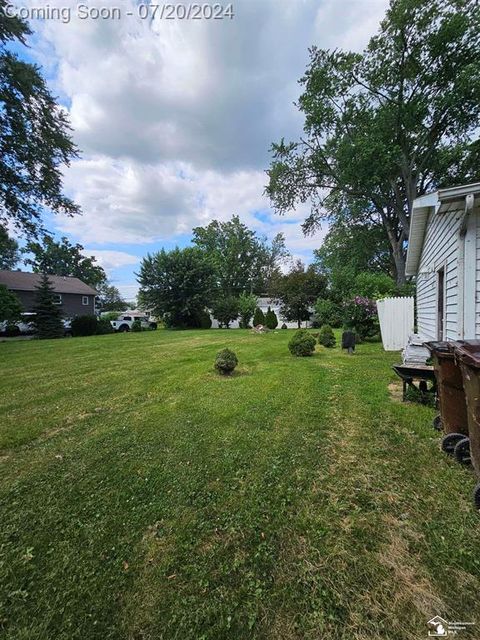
[457,193,475,339]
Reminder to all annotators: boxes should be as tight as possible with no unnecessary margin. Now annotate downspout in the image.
[457,193,475,339]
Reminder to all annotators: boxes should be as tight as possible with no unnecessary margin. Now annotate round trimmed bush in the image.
[318,324,336,348]
[288,329,316,357]
[214,348,238,375]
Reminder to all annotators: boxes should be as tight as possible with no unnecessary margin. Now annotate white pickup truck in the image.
[110,314,157,332]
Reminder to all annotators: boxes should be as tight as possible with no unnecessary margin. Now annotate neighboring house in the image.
[210,296,312,329]
[406,182,480,341]
[0,270,98,318]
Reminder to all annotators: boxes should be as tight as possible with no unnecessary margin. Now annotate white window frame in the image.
[82,295,89,306]
[53,293,62,305]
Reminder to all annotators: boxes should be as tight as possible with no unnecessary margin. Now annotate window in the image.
[123,316,132,321]
[82,296,89,305]
[53,294,62,305]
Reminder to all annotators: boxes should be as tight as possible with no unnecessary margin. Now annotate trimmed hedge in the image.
[71,315,97,337]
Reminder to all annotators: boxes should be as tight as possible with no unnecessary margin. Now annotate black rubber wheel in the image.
[441,432,465,455]
[454,437,471,465]
[433,415,442,432]
[119,324,129,333]
[474,483,480,510]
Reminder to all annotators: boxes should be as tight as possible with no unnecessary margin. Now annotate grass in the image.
[1,329,480,639]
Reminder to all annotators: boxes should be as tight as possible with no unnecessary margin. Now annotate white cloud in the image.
[82,249,139,272]
[25,0,389,257]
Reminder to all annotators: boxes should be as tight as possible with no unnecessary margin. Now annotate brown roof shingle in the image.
[0,271,98,295]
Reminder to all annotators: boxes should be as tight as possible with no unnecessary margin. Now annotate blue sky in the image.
[15,0,389,300]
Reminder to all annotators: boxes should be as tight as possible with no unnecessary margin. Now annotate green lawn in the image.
[1,329,479,639]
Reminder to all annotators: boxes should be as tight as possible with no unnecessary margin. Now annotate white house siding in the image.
[476,211,480,337]
[416,204,479,341]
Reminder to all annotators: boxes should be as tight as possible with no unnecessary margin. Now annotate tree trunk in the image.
[392,246,406,286]
[297,319,301,328]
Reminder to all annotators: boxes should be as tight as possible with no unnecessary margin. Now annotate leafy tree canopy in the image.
[0,224,19,269]
[270,260,327,328]
[137,247,216,328]
[0,0,80,236]
[313,220,392,301]
[0,283,21,322]
[267,0,480,284]
[192,215,288,295]
[97,283,128,312]
[24,236,106,288]
[211,296,240,329]
[238,292,257,328]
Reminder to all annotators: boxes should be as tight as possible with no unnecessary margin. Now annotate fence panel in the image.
[376,297,415,351]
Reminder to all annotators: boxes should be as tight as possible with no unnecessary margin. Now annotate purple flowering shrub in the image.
[342,296,379,340]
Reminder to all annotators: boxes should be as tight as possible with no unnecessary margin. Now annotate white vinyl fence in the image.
[376,297,415,351]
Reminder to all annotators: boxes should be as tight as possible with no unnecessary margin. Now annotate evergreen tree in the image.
[265,306,278,330]
[253,307,265,326]
[32,273,64,339]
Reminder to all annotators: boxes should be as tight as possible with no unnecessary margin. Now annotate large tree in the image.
[270,260,327,328]
[0,284,21,323]
[192,215,288,295]
[267,0,480,284]
[137,247,216,328]
[97,283,128,312]
[0,0,80,236]
[24,236,106,288]
[0,224,19,269]
[314,220,392,301]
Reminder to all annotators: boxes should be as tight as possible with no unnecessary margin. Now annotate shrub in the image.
[288,329,316,357]
[131,319,142,332]
[196,309,212,329]
[96,317,114,335]
[214,348,238,375]
[281,323,288,330]
[318,324,336,348]
[238,293,257,328]
[5,323,20,337]
[314,298,342,328]
[71,315,98,337]
[253,307,265,326]
[212,296,240,328]
[265,306,278,330]
[343,296,379,340]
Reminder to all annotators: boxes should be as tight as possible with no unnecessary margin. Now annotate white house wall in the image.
[416,204,479,341]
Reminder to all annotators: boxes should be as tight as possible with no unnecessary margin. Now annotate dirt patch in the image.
[388,381,404,403]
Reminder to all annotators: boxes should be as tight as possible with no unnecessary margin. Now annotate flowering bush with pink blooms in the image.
[342,296,379,340]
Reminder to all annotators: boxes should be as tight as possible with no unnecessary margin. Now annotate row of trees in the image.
[138,216,291,328]
[137,216,331,329]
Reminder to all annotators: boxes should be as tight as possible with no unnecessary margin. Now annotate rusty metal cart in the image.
[425,341,470,459]
[453,341,480,509]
